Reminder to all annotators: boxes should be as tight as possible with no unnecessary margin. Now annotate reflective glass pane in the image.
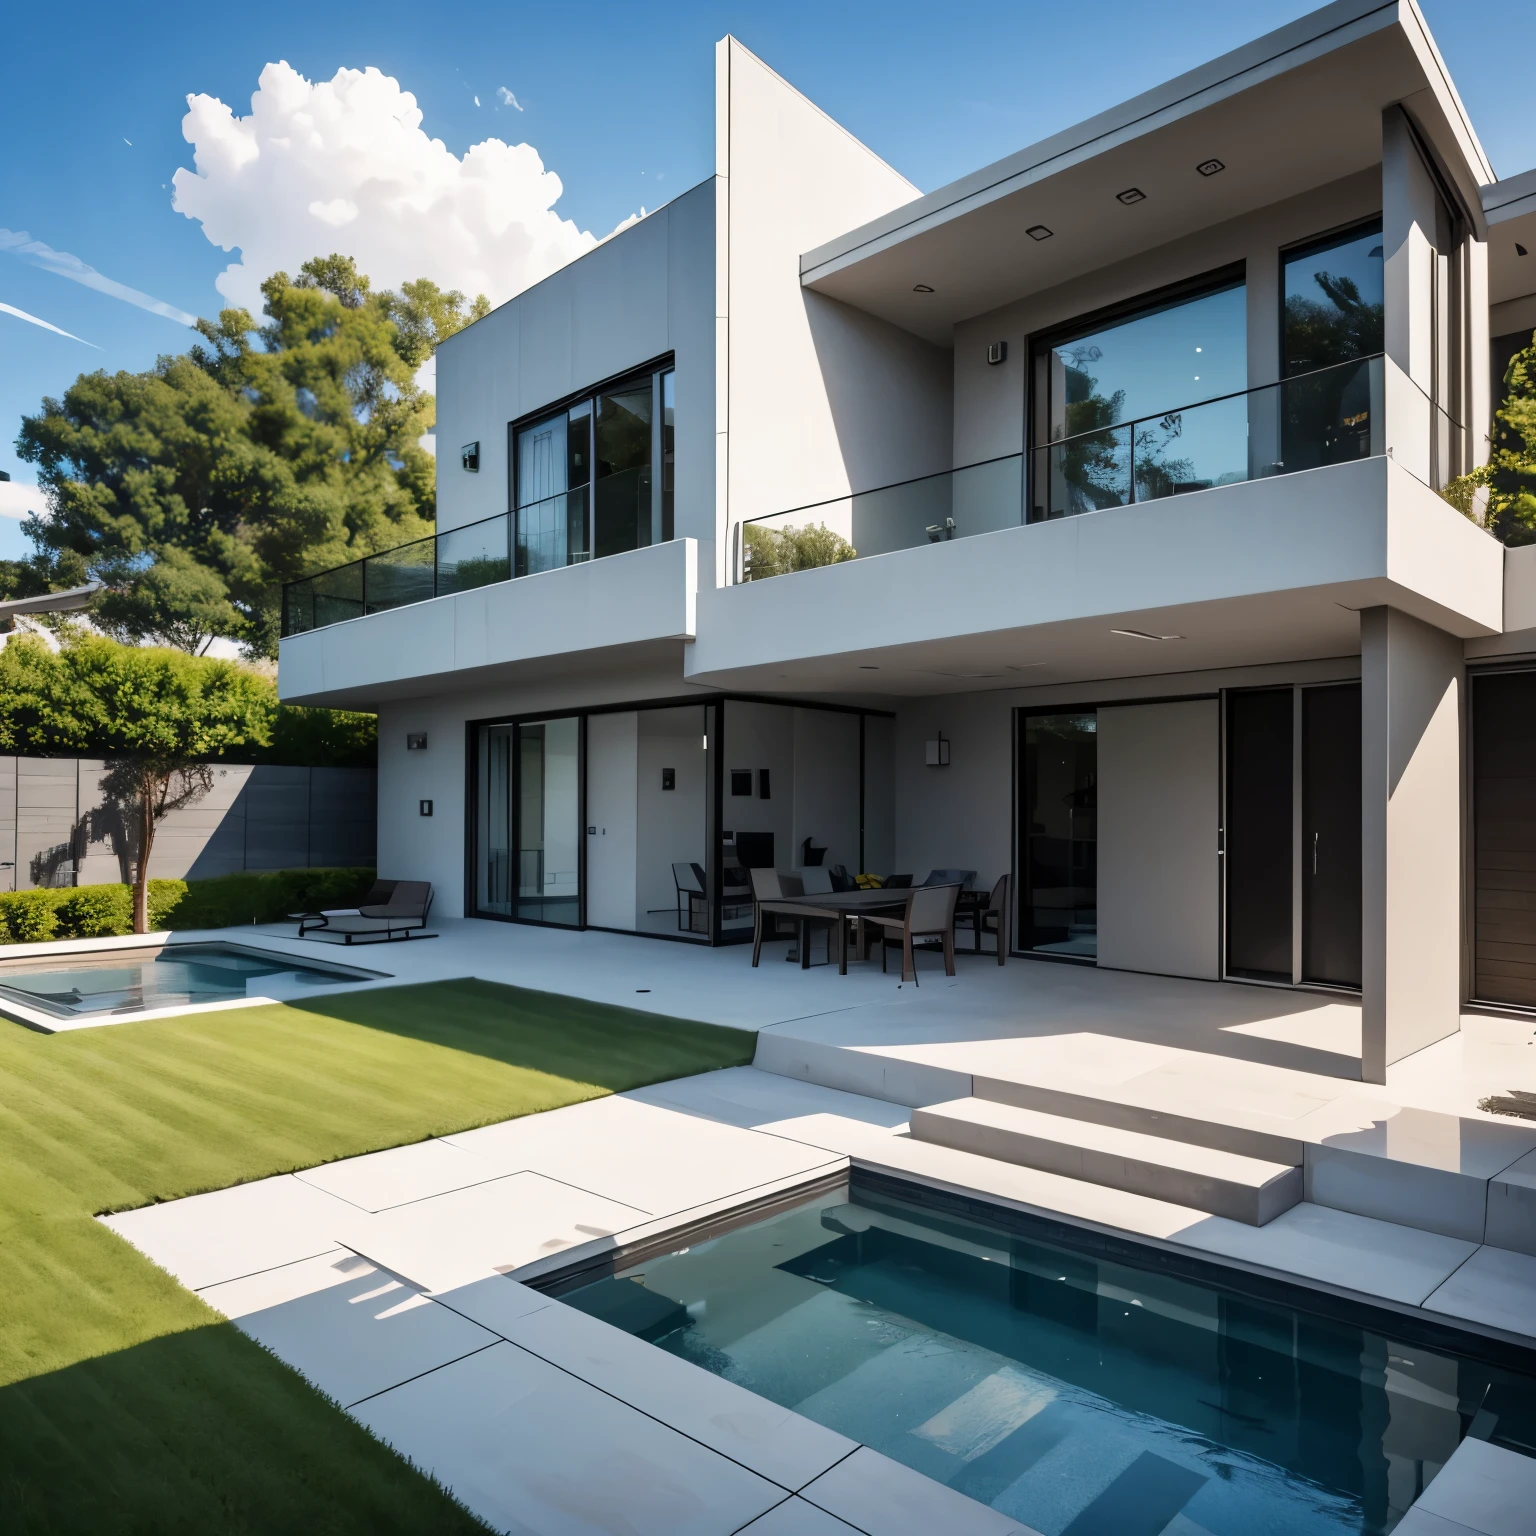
[1037,425,1132,519]
[1132,393,1249,502]
[517,486,589,576]
[594,384,653,560]
[1280,355,1382,473]
[364,538,434,613]
[477,723,514,917]
[515,716,580,925]
[437,514,510,595]
[311,562,364,628]
[283,578,316,636]
[1021,712,1097,957]
[1283,222,1384,375]
[1046,282,1246,442]
[660,370,675,543]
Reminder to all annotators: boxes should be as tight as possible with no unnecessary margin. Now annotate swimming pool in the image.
[0,941,384,1024]
[560,1175,1536,1535]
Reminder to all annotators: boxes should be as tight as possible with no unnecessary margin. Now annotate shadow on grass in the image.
[0,1321,488,1536]
[286,975,757,1091]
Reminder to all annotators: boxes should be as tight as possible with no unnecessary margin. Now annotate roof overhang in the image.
[801,1,1491,342]
[1484,167,1536,310]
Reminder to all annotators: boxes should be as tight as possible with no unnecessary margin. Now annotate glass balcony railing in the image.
[738,355,1390,582]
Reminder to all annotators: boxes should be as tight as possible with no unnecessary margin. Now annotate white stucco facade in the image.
[277,0,1536,1085]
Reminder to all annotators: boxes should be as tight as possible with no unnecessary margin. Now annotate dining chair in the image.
[799,867,834,896]
[980,873,1009,965]
[863,883,962,984]
[672,861,707,931]
[921,868,975,889]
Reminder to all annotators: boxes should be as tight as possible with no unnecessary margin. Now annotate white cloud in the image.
[172,63,600,316]
[473,95,480,107]
[497,87,522,110]
[0,300,98,347]
[0,481,49,521]
[0,230,198,327]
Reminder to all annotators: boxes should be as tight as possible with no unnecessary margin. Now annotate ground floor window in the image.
[469,697,893,942]
[1018,711,1098,958]
[1472,669,1536,1008]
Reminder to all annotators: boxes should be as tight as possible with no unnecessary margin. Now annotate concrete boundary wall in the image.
[0,759,376,892]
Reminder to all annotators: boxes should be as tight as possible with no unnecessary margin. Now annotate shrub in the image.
[54,885,132,938]
[1,889,59,943]
[0,870,372,943]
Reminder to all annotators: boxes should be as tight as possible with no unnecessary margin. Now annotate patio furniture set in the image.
[750,870,1009,983]
[294,881,435,944]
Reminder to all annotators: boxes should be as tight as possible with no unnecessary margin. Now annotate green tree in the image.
[1444,333,1536,542]
[15,256,488,657]
[743,521,857,579]
[0,637,274,931]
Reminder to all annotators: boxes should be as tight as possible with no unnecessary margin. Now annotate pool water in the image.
[562,1180,1536,1536]
[0,942,378,1019]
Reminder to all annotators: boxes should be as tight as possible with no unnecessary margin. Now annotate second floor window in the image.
[513,363,675,575]
[1030,273,1248,519]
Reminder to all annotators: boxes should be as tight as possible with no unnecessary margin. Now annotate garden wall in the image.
[0,759,377,891]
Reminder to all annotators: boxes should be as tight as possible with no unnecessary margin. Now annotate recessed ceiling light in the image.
[913,283,935,293]
[859,664,880,670]
[1111,627,1183,641]
[1196,159,1224,177]
[1026,225,1053,241]
[1116,187,1146,205]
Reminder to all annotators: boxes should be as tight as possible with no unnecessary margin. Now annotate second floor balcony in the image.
[733,355,1462,584]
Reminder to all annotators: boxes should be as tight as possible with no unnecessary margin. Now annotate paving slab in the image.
[442,1093,838,1217]
[294,1138,504,1212]
[1422,1245,1536,1338]
[100,1173,363,1290]
[1410,1435,1536,1536]
[437,1290,856,1492]
[799,1445,1040,1535]
[735,1497,866,1533]
[200,1249,497,1407]
[353,1341,787,1536]
[342,1170,647,1294]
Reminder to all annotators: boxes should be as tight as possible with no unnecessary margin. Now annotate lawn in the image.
[0,977,755,1534]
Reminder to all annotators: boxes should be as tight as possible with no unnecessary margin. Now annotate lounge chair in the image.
[297,880,435,943]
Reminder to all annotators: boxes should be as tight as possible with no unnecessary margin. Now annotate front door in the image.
[1301,684,1362,988]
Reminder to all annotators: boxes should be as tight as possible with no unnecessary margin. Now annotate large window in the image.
[1030,275,1247,519]
[1279,221,1384,472]
[512,364,675,575]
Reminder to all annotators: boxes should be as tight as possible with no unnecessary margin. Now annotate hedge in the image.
[0,868,376,943]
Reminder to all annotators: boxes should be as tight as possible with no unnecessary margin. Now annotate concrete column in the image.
[1360,606,1463,1082]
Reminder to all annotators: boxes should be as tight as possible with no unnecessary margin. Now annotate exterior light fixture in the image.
[1110,627,1184,641]
[419,799,434,816]
[1116,187,1146,205]
[859,665,880,670]
[1196,159,1224,177]
[925,733,951,768]
[1026,225,1053,241]
[461,441,480,472]
[406,733,428,750]
[987,341,1008,366]
[913,283,935,293]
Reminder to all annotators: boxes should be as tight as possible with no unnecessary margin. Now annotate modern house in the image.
[278,0,1536,1087]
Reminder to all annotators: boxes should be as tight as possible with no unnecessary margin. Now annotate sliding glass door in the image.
[476,716,581,925]
[1019,712,1098,957]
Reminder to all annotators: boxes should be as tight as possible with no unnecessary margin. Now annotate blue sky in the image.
[3,0,1533,560]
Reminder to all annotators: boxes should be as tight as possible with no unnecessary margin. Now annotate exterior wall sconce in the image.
[987,341,1008,365]
[461,442,480,471]
[419,799,434,816]
[662,768,675,791]
[925,733,951,767]
[407,733,428,750]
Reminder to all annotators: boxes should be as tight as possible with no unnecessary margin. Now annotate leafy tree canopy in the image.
[1445,334,1536,543]
[744,521,856,579]
[15,255,489,657]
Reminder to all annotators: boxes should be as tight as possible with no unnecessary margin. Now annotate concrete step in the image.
[909,1098,1304,1226]
[972,1075,1306,1167]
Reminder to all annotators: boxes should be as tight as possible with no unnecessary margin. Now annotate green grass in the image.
[0,977,755,1534]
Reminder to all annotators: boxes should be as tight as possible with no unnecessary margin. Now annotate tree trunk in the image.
[134,769,157,935]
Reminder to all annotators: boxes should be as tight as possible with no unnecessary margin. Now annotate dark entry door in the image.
[1226,689,1294,982]
[1301,684,1361,988]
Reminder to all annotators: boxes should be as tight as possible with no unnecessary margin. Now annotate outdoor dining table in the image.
[752,888,909,975]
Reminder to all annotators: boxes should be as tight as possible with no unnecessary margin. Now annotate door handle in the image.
[1312,831,1318,875]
